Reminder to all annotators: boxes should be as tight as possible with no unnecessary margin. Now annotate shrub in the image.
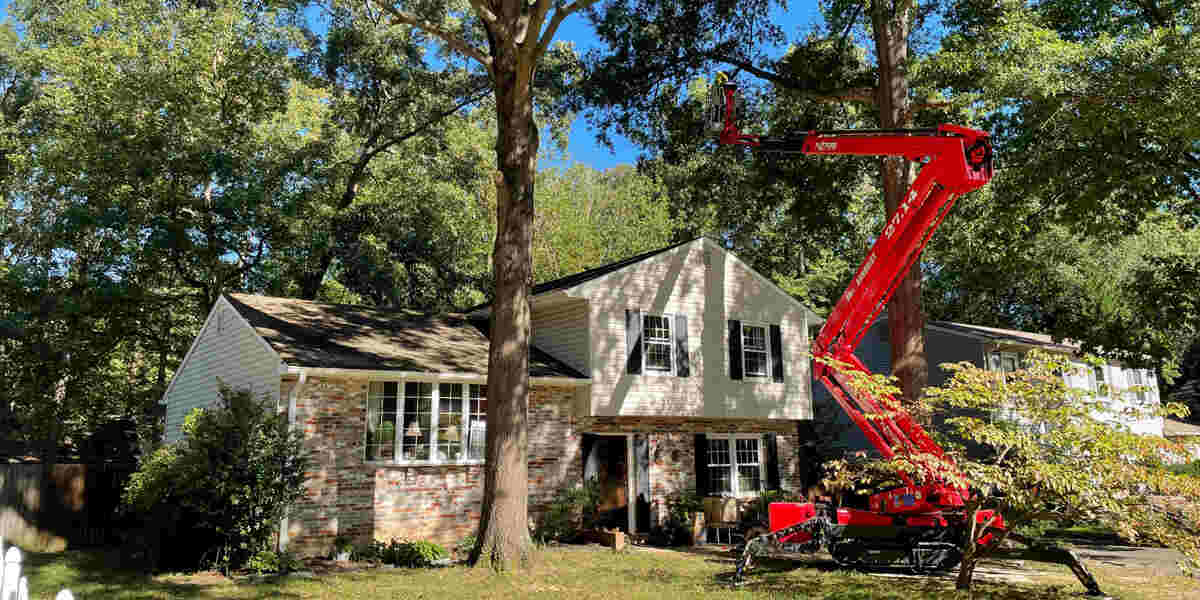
[655,489,705,546]
[386,539,448,567]
[330,534,355,559]
[348,538,447,567]
[122,384,309,573]
[245,548,303,575]
[454,534,477,558]
[533,479,602,544]
[1169,460,1200,478]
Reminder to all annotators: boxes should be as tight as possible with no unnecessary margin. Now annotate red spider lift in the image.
[708,80,1103,595]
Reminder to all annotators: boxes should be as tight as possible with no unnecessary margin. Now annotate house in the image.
[813,320,1165,454]
[161,238,822,555]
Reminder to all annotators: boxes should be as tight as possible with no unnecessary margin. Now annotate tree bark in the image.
[871,0,928,410]
[470,36,537,572]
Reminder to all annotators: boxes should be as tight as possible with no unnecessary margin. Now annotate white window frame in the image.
[987,351,1022,423]
[706,434,765,498]
[641,312,675,375]
[739,322,772,379]
[365,379,487,466]
[1127,368,1149,405]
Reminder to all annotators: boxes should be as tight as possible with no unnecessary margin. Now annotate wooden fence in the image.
[0,463,134,551]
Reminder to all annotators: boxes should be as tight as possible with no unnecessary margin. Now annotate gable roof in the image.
[468,237,823,322]
[530,238,698,295]
[928,321,1079,353]
[225,294,586,379]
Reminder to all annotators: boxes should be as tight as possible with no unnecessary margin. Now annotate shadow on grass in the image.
[706,556,1086,600]
[22,548,305,599]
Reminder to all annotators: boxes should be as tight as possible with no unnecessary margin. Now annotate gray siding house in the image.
[814,320,1165,454]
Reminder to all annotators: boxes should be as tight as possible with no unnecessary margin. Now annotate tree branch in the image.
[467,0,498,25]
[705,52,878,104]
[535,0,599,59]
[371,0,492,69]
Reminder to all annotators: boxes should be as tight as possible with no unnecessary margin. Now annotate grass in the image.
[18,543,1200,600]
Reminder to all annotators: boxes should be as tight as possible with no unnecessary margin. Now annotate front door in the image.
[582,434,628,531]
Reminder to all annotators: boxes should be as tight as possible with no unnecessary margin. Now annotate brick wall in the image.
[578,416,805,528]
[281,376,809,556]
[281,376,582,556]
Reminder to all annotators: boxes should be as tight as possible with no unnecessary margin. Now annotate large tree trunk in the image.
[871,1,928,409]
[470,40,537,571]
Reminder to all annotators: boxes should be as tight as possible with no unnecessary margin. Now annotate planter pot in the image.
[335,551,351,561]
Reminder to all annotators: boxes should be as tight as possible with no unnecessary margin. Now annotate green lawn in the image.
[19,544,1200,600]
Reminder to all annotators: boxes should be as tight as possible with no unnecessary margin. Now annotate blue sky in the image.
[0,1,823,171]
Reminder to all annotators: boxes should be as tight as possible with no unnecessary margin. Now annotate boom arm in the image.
[712,82,994,508]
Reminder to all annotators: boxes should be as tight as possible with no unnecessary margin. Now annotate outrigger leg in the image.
[732,517,827,586]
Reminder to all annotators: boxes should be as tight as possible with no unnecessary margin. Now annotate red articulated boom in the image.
[707,80,1001,581]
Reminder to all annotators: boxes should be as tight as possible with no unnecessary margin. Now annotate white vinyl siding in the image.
[572,239,812,419]
[531,298,590,376]
[162,296,281,444]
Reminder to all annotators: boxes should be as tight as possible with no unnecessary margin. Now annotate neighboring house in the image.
[161,238,822,555]
[814,320,1164,454]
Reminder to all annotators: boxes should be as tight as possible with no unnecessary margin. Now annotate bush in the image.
[348,538,447,567]
[331,534,355,559]
[533,479,602,544]
[245,548,303,575]
[1168,460,1200,478]
[122,384,310,573]
[454,534,477,558]
[654,489,704,546]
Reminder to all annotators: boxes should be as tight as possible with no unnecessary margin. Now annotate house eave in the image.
[279,365,589,387]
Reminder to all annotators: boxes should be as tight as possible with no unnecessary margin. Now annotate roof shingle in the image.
[225,294,585,379]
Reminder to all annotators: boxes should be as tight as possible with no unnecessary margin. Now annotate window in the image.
[1091,365,1108,397]
[1128,369,1147,404]
[741,324,770,377]
[706,435,763,496]
[366,381,487,463]
[643,314,673,373]
[988,351,1022,422]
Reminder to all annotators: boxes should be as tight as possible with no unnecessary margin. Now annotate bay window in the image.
[366,380,487,463]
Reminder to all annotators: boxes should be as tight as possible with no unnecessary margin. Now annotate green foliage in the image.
[533,479,603,544]
[454,534,477,557]
[121,445,180,514]
[1168,460,1200,479]
[121,385,309,572]
[245,548,303,575]
[918,351,1200,570]
[349,538,447,568]
[331,535,356,558]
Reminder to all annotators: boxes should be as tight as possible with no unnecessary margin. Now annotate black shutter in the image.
[694,434,709,496]
[674,314,689,377]
[626,309,642,374]
[764,433,781,491]
[634,434,651,532]
[728,320,742,380]
[770,324,785,383]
